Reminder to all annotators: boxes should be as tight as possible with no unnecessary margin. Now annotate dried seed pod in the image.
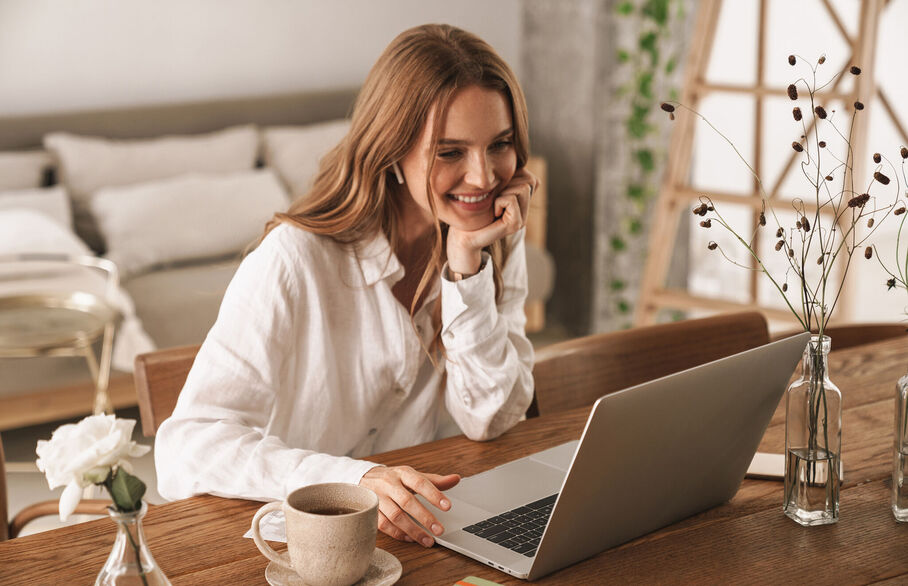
[692,203,706,215]
[792,107,802,121]
[889,278,897,290]
[796,220,802,229]
[865,246,873,259]
[759,212,766,226]
[792,141,804,152]
[815,106,828,119]
[669,112,675,121]
[854,101,864,110]
[850,65,862,75]
[708,241,718,250]
[776,227,783,238]
[788,55,796,65]
[775,240,785,251]
[661,103,675,113]
[782,283,788,292]
[875,171,891,185]
[802,216,810,231]
[818,141,827,148]
[848,193,870,208]
[788,248,795,258]
[873,152,882,164]
[817,255,824,265]
[787,84,798,100]
[700,219,712,228]
[895,207,906,216]
[901,146,908,159]
[818,55,826,65]
[825,175,833,182]
[867,217,875,228]
[707,205,714,211]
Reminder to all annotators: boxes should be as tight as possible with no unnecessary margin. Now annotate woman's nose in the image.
[464,152,494,189]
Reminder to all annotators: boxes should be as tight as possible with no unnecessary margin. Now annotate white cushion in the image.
[262,120,350,198]
[0,209,90,257]
[0,150,53,190]
[0,185,72,228]
[44,125,260,251]
[90,170,289,277]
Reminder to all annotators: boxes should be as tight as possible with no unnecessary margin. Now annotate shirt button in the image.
[368,428,377,436]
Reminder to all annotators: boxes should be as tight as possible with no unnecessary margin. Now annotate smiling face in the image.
[398,85,517,236]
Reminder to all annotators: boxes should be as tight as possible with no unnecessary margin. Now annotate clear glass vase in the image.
[894,371,908,522]
[96,501,171,586]
[783,335,841,526]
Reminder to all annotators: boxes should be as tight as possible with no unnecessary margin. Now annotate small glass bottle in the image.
[783,335,841,526]
[893,371,908,522]
[96,502,171,586]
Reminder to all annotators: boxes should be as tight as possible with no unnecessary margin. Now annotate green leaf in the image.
[641,0,670,25]
[627,184,646,200]
[635,149,656,171]
[610,279,625,292]
[627,104,651,138]
[669,88,680,101]
[629,218,644,234]
[637,71,654,99]
[617,49,630,63]
[611,236,627,251]
[616,1,634,15]
[665,56,677,74]
[638,31,659,66]
[617,299,631,313]
[107,468,146,512]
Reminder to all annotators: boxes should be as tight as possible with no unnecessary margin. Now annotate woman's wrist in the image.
[446,231,483,276]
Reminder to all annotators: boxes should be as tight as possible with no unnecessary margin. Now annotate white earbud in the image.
[391,161,405,185]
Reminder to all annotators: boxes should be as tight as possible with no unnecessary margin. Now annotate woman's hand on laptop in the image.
[360,465,461,547]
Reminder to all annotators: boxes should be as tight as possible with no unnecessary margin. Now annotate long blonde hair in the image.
[264,24,530,352]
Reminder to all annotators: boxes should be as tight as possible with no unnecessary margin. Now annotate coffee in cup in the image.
[251,482,379,586]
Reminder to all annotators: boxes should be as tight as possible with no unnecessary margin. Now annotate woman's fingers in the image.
[360,466,460,547]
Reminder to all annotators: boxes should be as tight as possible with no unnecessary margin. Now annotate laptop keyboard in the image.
[461,494,557,557]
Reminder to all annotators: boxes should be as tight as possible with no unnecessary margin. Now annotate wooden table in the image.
[3,336,908,584]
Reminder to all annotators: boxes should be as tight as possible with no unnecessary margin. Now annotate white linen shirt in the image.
[155,223,534,502]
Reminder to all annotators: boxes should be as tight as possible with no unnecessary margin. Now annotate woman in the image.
[155,23,537,549]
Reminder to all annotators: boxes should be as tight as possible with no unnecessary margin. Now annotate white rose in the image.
[36,414,151,521]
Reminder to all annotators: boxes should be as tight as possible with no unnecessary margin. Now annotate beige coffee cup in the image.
[252,482,379,586]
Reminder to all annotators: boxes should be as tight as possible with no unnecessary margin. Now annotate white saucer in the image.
[265,548,402,586]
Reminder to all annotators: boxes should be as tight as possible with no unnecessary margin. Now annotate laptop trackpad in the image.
[447,453,568,514]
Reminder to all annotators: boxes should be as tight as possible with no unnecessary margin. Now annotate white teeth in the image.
[452,192,490,204]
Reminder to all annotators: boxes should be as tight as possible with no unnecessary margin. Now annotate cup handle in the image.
[251,501,294,570]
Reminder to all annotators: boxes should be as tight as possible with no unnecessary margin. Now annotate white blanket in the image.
[0,209,156,371]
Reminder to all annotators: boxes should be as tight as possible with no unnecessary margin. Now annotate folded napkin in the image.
[244,510,286,542]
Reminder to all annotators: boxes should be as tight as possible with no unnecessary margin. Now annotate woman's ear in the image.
[392,161,406,185]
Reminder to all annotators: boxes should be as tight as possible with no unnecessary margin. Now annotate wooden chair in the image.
[1,434,109,541]
[133,344,200,437]
[528,311,770,417]
[772,323,908,351]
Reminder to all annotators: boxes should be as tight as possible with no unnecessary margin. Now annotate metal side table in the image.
[0,254,122,415]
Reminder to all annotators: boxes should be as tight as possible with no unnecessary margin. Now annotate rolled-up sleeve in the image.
[440,229,535,440]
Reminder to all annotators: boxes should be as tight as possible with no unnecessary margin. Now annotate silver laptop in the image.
[420,333,810,580]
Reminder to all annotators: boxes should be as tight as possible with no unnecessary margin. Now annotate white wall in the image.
[0,0,521,115]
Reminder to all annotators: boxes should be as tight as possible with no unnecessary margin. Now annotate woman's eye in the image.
[490,140,513,152]
[438,150,462,160]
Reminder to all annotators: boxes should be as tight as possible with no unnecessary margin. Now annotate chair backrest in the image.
[772,323,908,351]
[134,344,200,437]
[529,311,770,417]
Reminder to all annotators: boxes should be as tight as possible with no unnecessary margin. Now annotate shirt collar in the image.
[355,230,403,286]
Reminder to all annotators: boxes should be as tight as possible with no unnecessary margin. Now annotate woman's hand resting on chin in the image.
[446,167,538,276]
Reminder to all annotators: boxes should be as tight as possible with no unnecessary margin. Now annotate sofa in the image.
[0,88,554,430]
